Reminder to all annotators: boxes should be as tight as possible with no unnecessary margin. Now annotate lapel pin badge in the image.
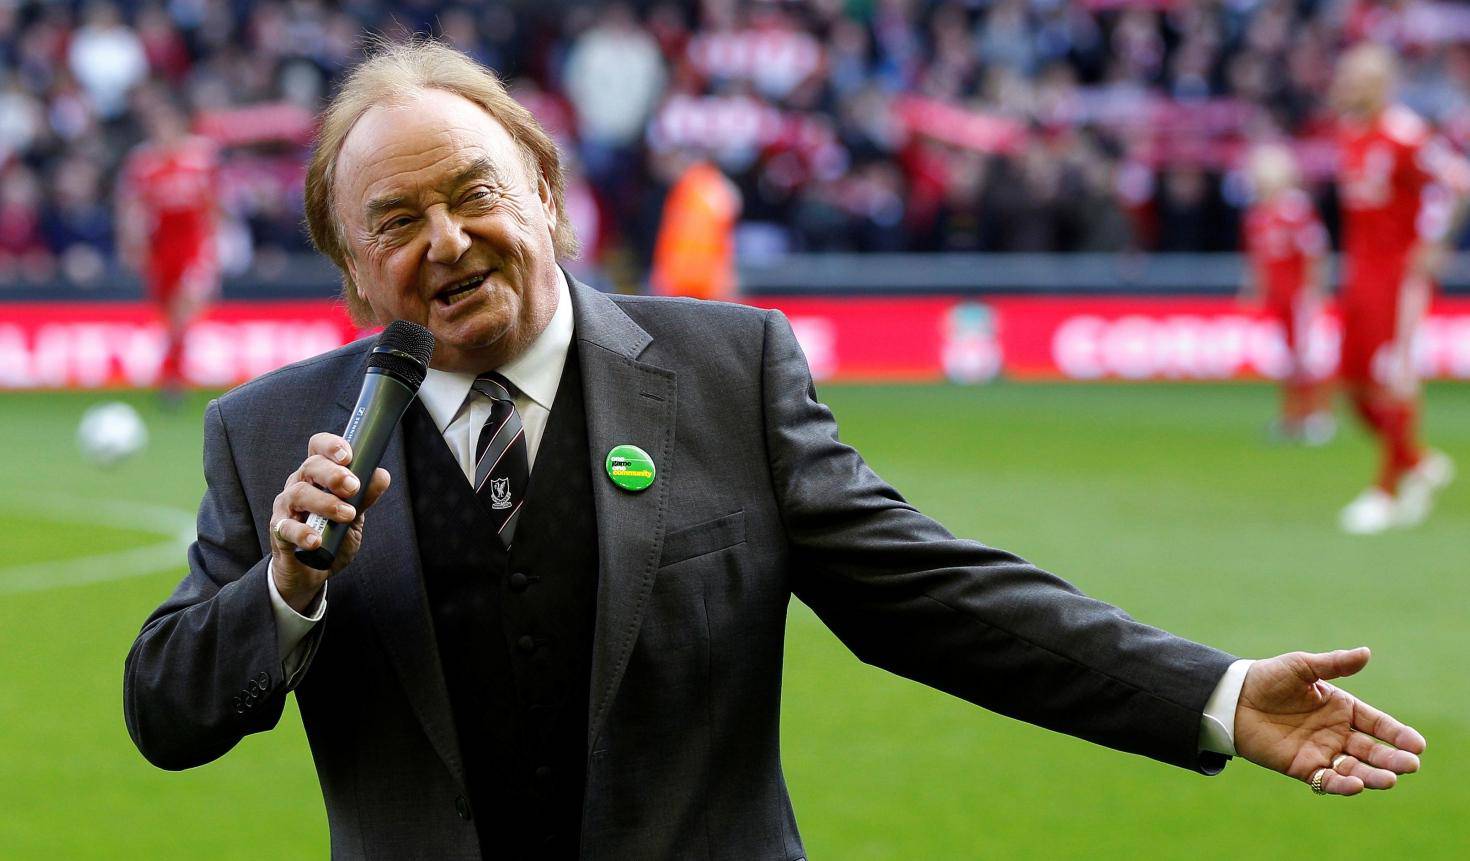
[606,444,656,492]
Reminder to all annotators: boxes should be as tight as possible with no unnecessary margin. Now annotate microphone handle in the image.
[294,370,416,570]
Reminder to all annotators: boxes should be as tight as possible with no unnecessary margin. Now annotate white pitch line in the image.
[0,541,188,595]
[15,496,196,537]
[0,496,195,596]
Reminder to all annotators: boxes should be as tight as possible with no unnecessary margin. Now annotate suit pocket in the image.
[659,509,745,567]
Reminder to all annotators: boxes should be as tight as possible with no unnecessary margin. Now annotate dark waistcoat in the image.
[402,343,598,859]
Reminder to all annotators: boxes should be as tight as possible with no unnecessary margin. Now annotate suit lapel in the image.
[334,360,465,789]
[569,281,677,749]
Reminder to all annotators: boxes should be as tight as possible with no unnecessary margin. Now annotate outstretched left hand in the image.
[1234,647,1425,796]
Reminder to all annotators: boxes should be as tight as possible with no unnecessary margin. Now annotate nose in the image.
[424,205,471,265]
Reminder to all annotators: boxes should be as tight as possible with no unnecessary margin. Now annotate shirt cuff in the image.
[267,562,326,676]
[1199,659,1254,756]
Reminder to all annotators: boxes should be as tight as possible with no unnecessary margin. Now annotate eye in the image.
[381,215,414,232]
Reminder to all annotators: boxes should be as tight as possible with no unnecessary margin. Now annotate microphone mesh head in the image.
[368,321,435,390]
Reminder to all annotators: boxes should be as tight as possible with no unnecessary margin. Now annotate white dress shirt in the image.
[412,270,574,479]
[267,267,1251,756]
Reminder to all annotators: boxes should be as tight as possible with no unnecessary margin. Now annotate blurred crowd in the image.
[4,0,1470,287]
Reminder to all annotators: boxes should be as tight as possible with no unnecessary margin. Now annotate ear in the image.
[341,254,382,322]
[343,254,363,304]
[537,172,558,237]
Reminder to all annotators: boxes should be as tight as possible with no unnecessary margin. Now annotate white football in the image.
[77,401,149,467]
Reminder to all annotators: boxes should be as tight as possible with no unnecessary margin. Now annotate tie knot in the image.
[472,372,515,403]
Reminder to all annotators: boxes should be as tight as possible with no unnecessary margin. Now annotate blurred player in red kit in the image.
[1241,144,1334,445]
[1332,44,1470,534]
[116,94,221,401]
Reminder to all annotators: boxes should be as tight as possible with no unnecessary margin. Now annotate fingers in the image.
[308,432,352,465]
[1344,731,1421,773]
[281,480,357,525]
[271,515,322,552]
[286,442,388,511]
[1311,707,1427,798]
[1330,754,1399,790]
[1304,647,1371,682]
[360,468,392,509]
[270,436,388,576]
[1352,697,1427,754]
[299,453,361,499]
[1299,648,1425,756]
[1315,768,1365,797]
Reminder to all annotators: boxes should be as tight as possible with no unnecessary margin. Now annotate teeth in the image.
[440,274,486,305]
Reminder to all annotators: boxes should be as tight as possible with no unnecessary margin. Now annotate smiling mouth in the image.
[437,272,490,306]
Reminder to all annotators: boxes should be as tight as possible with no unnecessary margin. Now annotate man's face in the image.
[334,88,560,372]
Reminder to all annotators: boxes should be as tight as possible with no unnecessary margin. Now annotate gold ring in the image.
[1309,767,1329,795]
[1332,754,1350,770]
[272,520,286,544]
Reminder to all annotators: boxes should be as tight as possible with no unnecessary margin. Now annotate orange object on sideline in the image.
[650,161,741,300]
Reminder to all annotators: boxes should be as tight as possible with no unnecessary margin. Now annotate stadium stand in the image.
[3,0,1470,291]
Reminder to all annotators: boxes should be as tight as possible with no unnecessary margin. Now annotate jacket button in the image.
[232,695,245,714]
[508,571,529,592]
[517,635,535,654]
[535,765,552,783]
[455,796,472,820]
[256,672,271,691]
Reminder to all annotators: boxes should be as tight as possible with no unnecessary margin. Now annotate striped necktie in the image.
[471,372,529,546]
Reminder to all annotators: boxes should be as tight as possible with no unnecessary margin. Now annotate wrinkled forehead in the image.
[333,89,528,221]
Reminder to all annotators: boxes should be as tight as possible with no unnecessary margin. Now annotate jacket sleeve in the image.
[759,309,1234,774]
[123,398,321,770]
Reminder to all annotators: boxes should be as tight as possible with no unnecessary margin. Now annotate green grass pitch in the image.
[1,383,1466,859]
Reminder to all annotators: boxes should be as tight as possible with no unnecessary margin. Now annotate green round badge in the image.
[605,444,656,492]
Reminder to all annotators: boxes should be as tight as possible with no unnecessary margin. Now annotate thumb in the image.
[330,513,367,575]
[1305,647,1371,682]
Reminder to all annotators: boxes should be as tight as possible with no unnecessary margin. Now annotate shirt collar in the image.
[416,268,574,434]
[497,267,572,413]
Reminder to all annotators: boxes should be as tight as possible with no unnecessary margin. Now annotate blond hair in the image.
[304,38,578,323]
[1332,42,1397,119]
[1247,143,1300,200]
[1340,42,1398,89]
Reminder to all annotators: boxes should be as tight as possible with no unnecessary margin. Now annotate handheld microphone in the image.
[294,320,435,570]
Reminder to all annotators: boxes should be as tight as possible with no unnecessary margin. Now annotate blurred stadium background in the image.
[1,0,1468,857]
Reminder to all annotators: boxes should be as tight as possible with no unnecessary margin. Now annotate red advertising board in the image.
[750,296,1470,383]
[4,297,1470,388]
[0,302,361,390]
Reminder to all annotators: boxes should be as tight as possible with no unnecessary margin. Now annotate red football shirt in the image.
[1243,189,1326,307]
[120,135,220,269]
[1337,106,1441,304]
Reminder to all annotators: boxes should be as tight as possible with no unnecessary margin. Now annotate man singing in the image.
[125,41,1425,860]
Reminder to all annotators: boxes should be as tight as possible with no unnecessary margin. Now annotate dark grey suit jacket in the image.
[125,279,1234,859]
